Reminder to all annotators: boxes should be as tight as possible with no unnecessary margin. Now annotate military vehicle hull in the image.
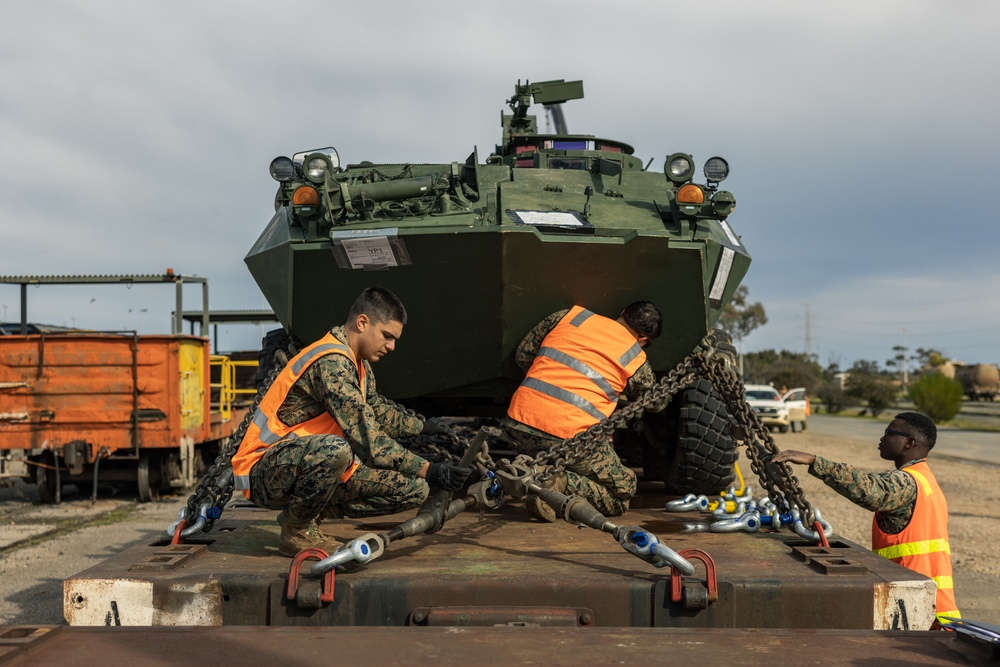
[247,207,747,404]
[247,80,749,409]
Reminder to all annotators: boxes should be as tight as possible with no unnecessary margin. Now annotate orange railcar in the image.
[0,332,248,502]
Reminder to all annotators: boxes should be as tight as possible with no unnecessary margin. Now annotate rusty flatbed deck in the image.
[65,493,937,630]
[2,625,995,666]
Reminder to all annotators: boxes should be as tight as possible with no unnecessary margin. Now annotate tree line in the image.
[718,287,965,422]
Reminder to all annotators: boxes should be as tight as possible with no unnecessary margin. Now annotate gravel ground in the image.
[0,425,997,626]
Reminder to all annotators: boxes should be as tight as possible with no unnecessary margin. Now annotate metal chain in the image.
[181,330,818,530]
[697,341,818,525]
[529,358,699,481]
[181,350,288,532]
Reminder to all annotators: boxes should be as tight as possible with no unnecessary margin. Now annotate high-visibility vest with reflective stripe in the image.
[872,461,960,622]
[507,306,646,439]
[230,332,364,499]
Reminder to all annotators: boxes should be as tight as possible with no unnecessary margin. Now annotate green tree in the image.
[844,360,898,417]
[743,349,822,392]
[908,373,963,422]
[718,285,767,366]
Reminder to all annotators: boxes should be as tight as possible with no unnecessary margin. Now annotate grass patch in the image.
[0,504,141,556]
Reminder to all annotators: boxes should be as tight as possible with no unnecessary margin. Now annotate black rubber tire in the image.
[663,378,739,494]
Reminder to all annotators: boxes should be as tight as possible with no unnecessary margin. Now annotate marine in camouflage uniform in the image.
[501,307,658,516]
[249,323,430,523]
[807,454,916,534]
[774,411,960,623]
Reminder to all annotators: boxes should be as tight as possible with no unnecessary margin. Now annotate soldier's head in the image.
[346,287,407,363]
[879,411,936,467]
[618,301,662,348]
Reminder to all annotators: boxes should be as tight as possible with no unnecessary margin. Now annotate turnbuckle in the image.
[492,457,535,500]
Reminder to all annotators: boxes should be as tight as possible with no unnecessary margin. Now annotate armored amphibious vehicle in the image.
[246,79,751,493]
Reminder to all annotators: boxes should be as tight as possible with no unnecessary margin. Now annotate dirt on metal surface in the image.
[0,625,995,666]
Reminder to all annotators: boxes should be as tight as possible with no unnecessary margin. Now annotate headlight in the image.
[293,147,341,183]
[306,157,328,182]
[269,156,295,182]
[704,157,729,183]
[665,153,695,183]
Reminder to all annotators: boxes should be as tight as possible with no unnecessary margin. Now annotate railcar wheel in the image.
[136,452,161,502]
[34,460,61,504]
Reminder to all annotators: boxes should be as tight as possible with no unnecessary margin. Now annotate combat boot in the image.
[526,471,568,523]
[277,511,343,557]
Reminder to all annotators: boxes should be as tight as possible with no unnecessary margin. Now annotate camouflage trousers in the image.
[500,417,636,516]
[249,435,428,523]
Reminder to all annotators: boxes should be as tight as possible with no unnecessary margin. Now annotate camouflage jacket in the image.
[507,309,655,439]
[276,325,426,476]
[810,455,920,534]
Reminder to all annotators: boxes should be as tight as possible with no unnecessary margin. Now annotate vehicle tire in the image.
[779,424,790,434]
[256,328,302,390]
[639,378,738,495]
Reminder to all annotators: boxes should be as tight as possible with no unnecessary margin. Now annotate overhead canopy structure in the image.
[179,309,279,352]
[0,271,208,335]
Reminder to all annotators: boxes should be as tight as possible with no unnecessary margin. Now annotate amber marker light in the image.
[676,184,704,205]
[292,186,320,205]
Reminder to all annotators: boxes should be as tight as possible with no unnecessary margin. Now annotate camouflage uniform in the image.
[809,455,919,534]
[501,309,654,516]
[250,325,428,522]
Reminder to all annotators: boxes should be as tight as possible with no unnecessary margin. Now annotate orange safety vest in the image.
[231,332,363,499]
[872,461,961,623]
[507,306,646,439]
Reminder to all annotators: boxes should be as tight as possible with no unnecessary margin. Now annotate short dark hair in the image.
[620,301,662,339]
[347,287,407,325]
[896,411,937,449]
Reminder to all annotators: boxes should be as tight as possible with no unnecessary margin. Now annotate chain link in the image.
[181,330,818,531]
[180,350,288,532]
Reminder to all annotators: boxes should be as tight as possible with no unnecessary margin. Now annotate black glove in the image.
[426,461,472,491]
[421,417,452,436]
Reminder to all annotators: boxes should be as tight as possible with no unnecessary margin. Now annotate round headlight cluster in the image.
[704,157,730,183]
[306,157,329,182]
[665,153,695,183]
[269,156,295,182]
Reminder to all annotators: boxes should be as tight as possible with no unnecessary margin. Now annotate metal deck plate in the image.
[3,626,995,666]
[64,494,936,630]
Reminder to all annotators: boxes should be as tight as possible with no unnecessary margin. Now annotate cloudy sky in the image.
[2,1,998,369]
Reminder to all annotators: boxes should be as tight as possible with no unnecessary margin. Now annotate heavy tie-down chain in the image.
[178,330,818,535]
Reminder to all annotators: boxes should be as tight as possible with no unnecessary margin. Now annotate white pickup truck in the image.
[744,384,809,433]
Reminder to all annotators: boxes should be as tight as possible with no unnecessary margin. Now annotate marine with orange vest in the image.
[231,287,471,557]
[501,302,661,520]
[773,412,960,626]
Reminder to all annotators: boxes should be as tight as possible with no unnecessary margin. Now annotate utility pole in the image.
[901,327,909,389]
[804,303,813,358]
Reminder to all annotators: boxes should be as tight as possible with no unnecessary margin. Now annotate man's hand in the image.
[771,450,817,466]
[426,461,473,491]
[421,417,453,436]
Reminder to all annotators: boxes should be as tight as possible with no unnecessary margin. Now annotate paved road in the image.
[806,414,1000,466]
